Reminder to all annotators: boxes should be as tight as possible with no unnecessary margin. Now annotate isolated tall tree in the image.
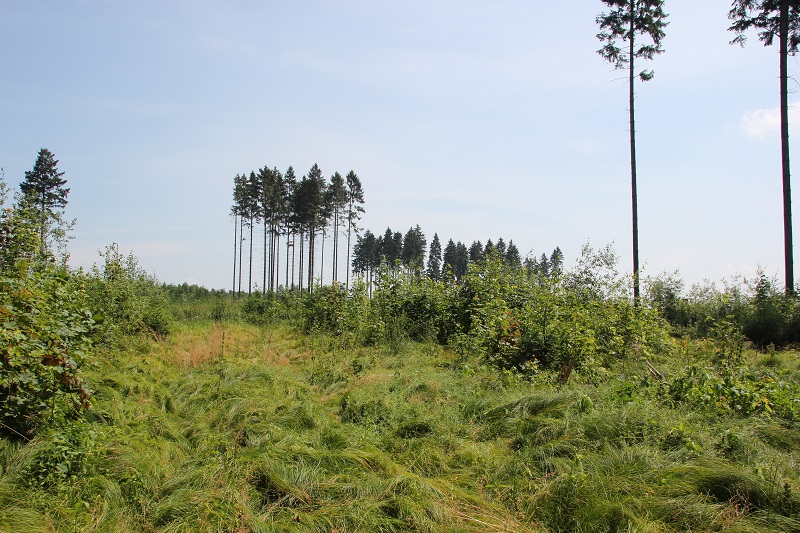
[345,170,365,289]
[730,0,800,293]
[20,148,69,256]
[597,0,668,303]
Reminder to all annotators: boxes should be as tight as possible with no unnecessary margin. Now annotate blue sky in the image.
[0,0,794,290]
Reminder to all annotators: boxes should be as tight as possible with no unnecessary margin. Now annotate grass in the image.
[1,316,798,532]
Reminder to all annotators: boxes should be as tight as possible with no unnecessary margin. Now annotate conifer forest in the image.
[2,1,800,532]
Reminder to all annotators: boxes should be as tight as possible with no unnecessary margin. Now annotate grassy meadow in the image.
[2,299,799,532]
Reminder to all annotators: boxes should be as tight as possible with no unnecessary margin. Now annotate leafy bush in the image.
[0,266,95,439]
[658,363,799,419]
[82,245,172,341]
[460,247,674,380]
[0,181,94,439]
[646,270,800,348]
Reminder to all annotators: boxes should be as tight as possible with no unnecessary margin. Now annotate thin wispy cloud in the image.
[741,102,800,139]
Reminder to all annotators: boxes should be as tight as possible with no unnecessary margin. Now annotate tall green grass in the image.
[1,316,798,532]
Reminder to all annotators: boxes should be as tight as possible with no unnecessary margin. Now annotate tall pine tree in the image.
[730,0,800,293]
[20,148,69,256]
[597,0,668,303]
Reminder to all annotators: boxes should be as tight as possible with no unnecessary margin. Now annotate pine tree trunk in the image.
[261,216,269,296]
[781,0,794,294]
[39,196,46,256]
[232,213,237,295]
[629,4,641,305]
[333,208,339,282]
[346,216,352,290]
[308,229,315,293]
[238,216,244,298]
[249,217,254,296]
[286,228,291,289]
[273,226,279,292]
[320,229,326,286]
[291,233,296,290]
[299,229,305,292]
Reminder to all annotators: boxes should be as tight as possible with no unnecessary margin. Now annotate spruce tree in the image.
[454,241,469,280]
[550,246,564,273]
[20,148,69,256]
[484,239,496,258]
[505,240,522,270]
[427,233,443,280]
[402,225,427,274]
[496,237,507,259]
[442,239,458,281]
[468,240,484,264]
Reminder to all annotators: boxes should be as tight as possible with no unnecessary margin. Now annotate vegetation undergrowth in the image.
[1,302,797,532]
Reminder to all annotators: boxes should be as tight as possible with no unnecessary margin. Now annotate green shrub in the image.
[0,265,94,439]
[82,245,172,340]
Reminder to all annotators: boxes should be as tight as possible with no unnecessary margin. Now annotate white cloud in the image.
[741,102,800,138]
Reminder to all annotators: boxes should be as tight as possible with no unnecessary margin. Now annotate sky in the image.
[0,0,795,291]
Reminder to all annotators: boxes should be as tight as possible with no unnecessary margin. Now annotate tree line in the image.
[351,225,563,289]
[230,164,364,295]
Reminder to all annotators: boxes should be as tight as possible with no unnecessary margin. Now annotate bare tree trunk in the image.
[629,4,641,305]
[333,208,339,282]
[781,0,794,293]
[238,216,244,298]
[232,213,237,295]
[320,229,326,286]
[273,226,279,292]
[346,216,352,289]
[248,217,254,296]
[308,229,315,293]
[291,233,296,290]
[299,229,305,292]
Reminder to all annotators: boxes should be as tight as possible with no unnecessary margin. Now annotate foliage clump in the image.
[0,169,94,440]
